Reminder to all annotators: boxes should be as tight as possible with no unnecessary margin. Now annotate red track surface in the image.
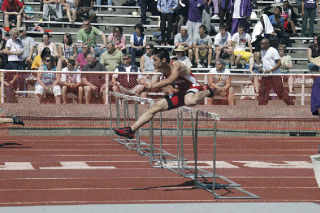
[0,135,319,206]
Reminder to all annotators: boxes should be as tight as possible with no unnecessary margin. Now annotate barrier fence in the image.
[0,69,319,134]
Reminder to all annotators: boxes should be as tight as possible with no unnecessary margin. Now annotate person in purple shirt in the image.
[301,0,319,44]
[311,76,320,115]
[186,0,209,41]
[157,0,178,45]
[228,0,252,35]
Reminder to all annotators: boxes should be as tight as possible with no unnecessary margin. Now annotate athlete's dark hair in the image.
[155,48,170,63]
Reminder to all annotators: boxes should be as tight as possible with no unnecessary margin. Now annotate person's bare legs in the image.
[4,15,9,28]
[184,90,211,106]
[55,95,61,104]
[188,48,193,62]
[84,86,92,104]
[234,54,241,66]
[131,98,169,132]
[207,48,213,67]
[62,86,68,104]
[17,14,22,28]
[78,87,83,103]
[227,87,235,105]
[195,47,200,65]
[288,75,294,93]
[36,94,42,104]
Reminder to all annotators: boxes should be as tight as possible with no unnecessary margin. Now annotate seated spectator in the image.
[20,27,35,70]
[269,6,291,47]
[112,54,146,97]
[35,55,62,104]
[193,25,212,68]
[43,0,63,22]
[173,45,192,68]
[77,19,107,57]
[307,35,320,72]
[76,43,89,70]
[31,47,51,70]
[82,53,107,104]
[75,0,96,23]
[130,23,146,65]
[251,14,275,52]
[207,59,235,105]
[0,30,7,69]
[281,0,296,35]
[37,32,59,59]
[108,26,126,53]
[1,0,24,29]
[214,24,234,66]
[278,44,294,94]
[231,25,252,68]
[139,44,159,97]
[62,0,77,23]
[249,51,263,94]
[57,33,77,70]
[100,41,123,72]
[174,25,193,62]
[61,58,83,104]
[157,0,178,45]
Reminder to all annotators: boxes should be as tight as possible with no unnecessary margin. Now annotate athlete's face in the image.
[153,55,164,69]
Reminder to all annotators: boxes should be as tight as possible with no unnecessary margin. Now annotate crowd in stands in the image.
[0,0,319,105]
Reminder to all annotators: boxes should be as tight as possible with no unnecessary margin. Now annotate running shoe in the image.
[203,84,216,98]
[114,127,135,139]
[11,116,24,126]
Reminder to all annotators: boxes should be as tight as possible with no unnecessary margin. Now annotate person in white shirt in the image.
[60,58,83,104]
[207,59,235,105]
[231,25,252,68]
[214,24,234,66]
[258,38,294,105]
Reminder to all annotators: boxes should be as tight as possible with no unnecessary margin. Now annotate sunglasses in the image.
[146,47,152,49]
[44,59,51,62]
[123,57,130,60]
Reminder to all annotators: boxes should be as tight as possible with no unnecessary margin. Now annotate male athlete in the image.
[114,48,215,139]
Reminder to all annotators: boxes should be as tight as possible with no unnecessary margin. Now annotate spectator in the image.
[62,0,77,24]
[258,38,294,105]
[61,58,83,104]
[176,0,189,32]
[0,30,7,69]
[157,0,178,45]
[174,25,193,62]
[76,43,89,70]
[3,29,22,102]
[202,0,212,35]
[108,26,126,53]
[37,32,59,58]
[77,19,107,57]
[207,59,235,105]
[231,25,252,68]
[43,0,63,22]
[1,0,24,29]
[211,0,219,19]
[269,6,291,47]
[229,0,252,35]
[214,24,234,66]
[57,33,77,70]
[174,45,192,68]
[96,0,113,11]
[140,0,158,24]
[130,23,146,65]
[219,0,232,33]
[278,44,294,94]
[193,25,212,68]
[301,0,319,44]
[81,53,107,104]
[281,0,296,35]
[31,47,51,70]
[35,55,62,104]
[100,41,123,72]
[251,14,275,52]
[249,51,262,94]
[187,0,209,41]
[307,35,320,72]
[75,0,96,22]
[19,27,35,70]
[112,54,146,97]
[139,44,158,97]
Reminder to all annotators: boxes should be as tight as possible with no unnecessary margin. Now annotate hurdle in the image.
[109,91,259,199]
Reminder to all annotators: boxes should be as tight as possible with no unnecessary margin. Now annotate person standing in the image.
[186,0,209,41]
[258,38,294,105]
[301,0,319,44]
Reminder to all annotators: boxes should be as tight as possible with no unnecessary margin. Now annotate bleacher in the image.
[0,0,319,106]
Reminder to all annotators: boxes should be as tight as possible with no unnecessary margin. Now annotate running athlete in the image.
[114,48,215,139]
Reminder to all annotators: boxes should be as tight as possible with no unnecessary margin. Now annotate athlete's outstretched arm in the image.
[149,63,180,89]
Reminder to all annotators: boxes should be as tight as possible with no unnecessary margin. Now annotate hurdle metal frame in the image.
[109,91,260,199]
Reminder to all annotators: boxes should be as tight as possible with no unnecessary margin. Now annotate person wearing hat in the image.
[174,26,193,62]
[174,45,192,68]
[207,59,235,105]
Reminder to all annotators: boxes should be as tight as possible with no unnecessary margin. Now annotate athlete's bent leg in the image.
[184,90,211,106]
